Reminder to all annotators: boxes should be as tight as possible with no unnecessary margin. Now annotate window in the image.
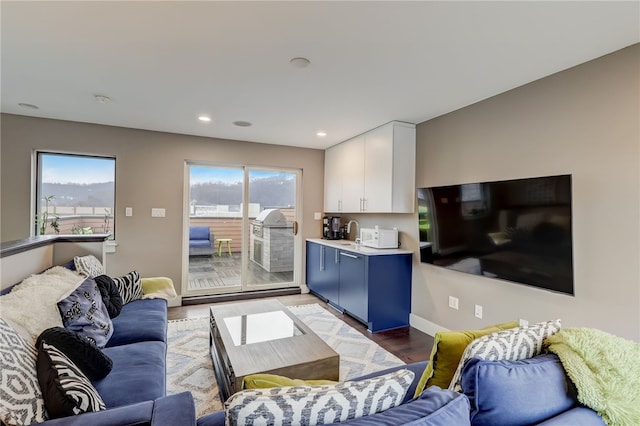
[460,183,488,218]
[35,153,115,237]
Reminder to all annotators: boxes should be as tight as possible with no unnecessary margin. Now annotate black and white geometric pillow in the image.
[449,319,562,392]
[225,368,415,426]
[36,342,106,419]
[73,255,104,278]
[112,270,142,305]
[0,318,47,426]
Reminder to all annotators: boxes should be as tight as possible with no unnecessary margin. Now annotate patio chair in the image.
[189,226,215,256]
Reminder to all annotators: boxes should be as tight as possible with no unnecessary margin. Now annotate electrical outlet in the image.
[314,212,322,220]
[519,319,529,326]
[151,208,166,217]
[448,296,459,310]
[125,207,133,217]
[474,304,483,319]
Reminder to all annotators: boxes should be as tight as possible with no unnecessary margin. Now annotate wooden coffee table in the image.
[209,299,340,400]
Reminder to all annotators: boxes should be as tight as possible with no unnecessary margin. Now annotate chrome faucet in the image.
[346,219,360,240]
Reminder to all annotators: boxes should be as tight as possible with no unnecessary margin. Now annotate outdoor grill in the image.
[250,209,293,273]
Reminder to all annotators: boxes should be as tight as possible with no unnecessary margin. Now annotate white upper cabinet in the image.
[324,121,416,213]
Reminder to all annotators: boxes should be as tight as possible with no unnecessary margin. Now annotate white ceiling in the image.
[2,1,638,149]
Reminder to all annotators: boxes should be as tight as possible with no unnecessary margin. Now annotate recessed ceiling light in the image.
[290,57,311,68]
[94,94,111,104]
[18,103,39,110]
[198,115,211,122]
[316,131,327,137]
[233,121,252,127]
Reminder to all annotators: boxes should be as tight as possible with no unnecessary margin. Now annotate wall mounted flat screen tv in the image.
[417,174,574,295]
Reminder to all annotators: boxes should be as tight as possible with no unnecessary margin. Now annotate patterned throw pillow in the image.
[226,369,414,426]
[36,342,106,419]
[413,320,519,397]
[73,255,104,278]
[449,319,562,392]
[36,327,113,381]
[112,270,142,305]
[57,277,114,348]
[0,318,47,426]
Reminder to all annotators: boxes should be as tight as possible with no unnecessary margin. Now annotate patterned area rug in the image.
[166,303,405,418]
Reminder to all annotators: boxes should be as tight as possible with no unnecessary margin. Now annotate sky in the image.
[41,154,115,184]
[40,156,294,185]
[189,166,294,185]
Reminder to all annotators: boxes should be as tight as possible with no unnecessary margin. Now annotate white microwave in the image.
[359,227,398,249]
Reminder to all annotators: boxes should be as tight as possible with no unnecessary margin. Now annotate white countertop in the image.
[307,238,413,256]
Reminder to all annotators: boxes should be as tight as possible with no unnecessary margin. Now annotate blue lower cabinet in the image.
[338,251,367,322]
[306,241,412,333]
[306,242,340,304]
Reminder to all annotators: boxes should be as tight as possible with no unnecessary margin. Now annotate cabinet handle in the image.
[319,246,324,271]
[340,252,359,259]
[362,198,367,211]
[335,249,339,264]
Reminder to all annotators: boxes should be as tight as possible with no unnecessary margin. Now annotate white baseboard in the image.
[409,313,449,337]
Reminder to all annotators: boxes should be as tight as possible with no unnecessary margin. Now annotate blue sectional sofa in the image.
[39,298,197,425]
[197,354,606,425]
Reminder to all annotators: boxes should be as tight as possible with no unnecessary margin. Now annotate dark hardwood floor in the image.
[168,292,434,365]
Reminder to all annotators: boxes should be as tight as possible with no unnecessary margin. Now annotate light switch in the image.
[314,212,322,220]
[151,208,166,217]
[125,207,133,217]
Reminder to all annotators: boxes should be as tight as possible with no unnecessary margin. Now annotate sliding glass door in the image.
[183,163,300,297]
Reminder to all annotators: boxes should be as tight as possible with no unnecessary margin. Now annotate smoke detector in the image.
[290,57,311,68]
[94,94,111,104]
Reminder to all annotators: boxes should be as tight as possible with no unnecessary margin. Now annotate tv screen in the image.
[417,174,574,295]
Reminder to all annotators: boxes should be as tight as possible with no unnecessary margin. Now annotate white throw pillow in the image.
[225,368,414,426]
[449,319,562,392]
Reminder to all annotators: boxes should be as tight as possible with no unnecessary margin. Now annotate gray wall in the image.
[0,116,326,298]
[410,44,639,341]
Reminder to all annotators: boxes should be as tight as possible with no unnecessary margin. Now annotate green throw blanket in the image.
[545,328,640,426]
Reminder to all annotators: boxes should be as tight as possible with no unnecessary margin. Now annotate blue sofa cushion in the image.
[152,391,196,426]
[461,353,577,426]
[96,341,166,408]
[190,226,210,242]
[535,407,606,425]
[341,386,470,425]
[41,400,154,426]
[106,299,167,347]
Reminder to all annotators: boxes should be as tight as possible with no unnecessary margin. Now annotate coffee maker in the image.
[323,216,342,240]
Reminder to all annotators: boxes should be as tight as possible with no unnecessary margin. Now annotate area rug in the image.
[166,303,405,417]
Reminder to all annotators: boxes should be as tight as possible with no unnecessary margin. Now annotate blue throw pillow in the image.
[461,354,577,426]
[57,277,114,348]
